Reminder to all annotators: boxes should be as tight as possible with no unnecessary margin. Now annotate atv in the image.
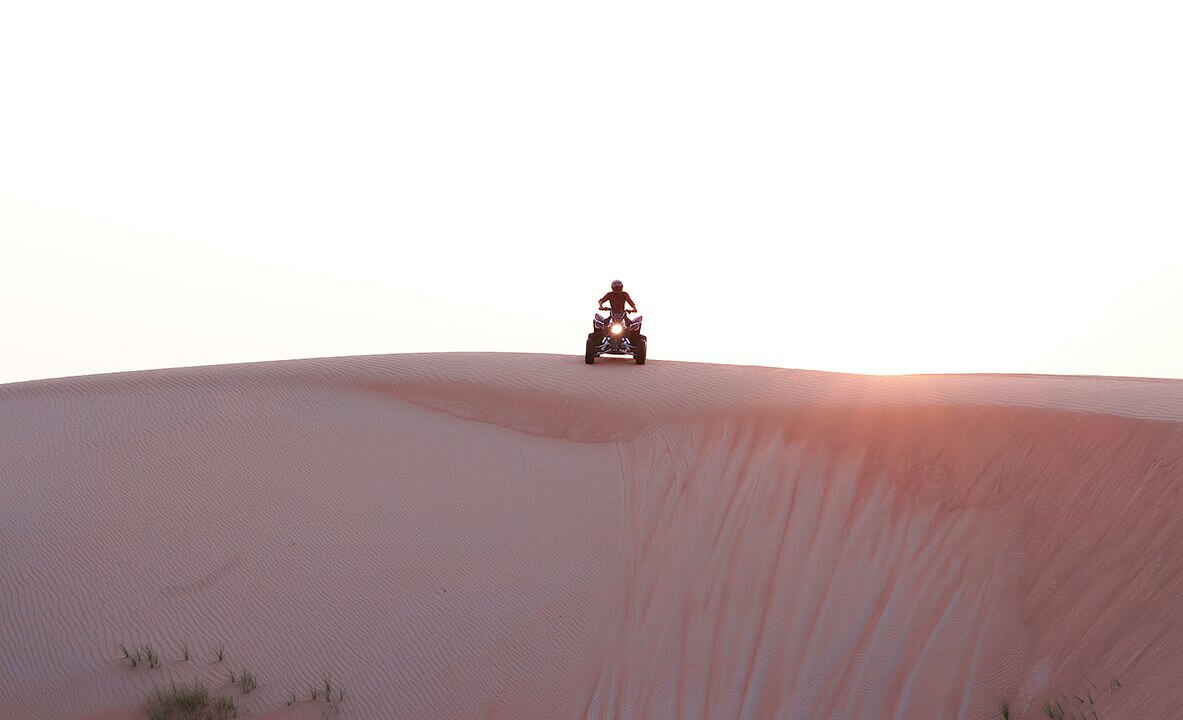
[585,310,646,364]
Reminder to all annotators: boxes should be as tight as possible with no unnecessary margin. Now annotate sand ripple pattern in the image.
[2,354,1183,719]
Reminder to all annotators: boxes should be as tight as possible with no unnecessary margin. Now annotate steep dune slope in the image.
[2,353,1182,719]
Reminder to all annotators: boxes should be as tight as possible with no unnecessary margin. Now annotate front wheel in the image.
[634,339,647,365]
[585,335,597,364]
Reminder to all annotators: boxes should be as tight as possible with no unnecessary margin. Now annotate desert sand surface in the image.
[3,352,1183,719]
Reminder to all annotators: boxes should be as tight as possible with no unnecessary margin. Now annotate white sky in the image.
[2,0,1181,384]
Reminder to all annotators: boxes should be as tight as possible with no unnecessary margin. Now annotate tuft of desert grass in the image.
[239,669,257,695]
[145,680,237,720]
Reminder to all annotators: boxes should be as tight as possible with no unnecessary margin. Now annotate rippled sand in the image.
[3,353,1182,719]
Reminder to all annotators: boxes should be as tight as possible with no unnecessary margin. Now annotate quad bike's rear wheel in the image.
[634,338,647,365]
[585,334,598,364]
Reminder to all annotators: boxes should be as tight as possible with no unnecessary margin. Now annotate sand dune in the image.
[3,353,1183,719]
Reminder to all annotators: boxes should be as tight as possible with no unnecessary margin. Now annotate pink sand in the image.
[2,353,1182,719]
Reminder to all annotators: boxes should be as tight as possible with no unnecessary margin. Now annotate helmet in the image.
[611,279,623,290]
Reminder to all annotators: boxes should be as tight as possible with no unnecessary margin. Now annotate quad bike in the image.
[585,308,646,364]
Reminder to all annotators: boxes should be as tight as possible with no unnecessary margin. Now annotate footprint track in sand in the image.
[159,552,246,599]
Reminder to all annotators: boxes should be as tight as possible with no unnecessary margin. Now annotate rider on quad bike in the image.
[586,280,647,364]
[598,280,637,316]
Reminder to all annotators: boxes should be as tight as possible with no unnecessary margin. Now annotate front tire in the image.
[585,335,597,364]
[634,339,647,365]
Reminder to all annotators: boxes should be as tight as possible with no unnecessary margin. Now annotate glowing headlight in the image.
[610,324,623,335]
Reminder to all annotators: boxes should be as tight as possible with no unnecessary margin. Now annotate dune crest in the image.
[3,353,1183,719]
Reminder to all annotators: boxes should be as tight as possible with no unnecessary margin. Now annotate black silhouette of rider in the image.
[599,280,637,316]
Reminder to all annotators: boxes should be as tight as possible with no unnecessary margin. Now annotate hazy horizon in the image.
[4,0,1181,384]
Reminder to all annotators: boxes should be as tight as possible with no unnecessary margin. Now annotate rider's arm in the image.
[598,293,611,309]
[625,292,637,311]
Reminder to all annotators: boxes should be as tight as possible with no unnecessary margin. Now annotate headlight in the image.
[611,324,623,335]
